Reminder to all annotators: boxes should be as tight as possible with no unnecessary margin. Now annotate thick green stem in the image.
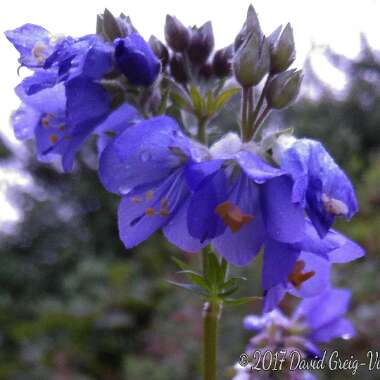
[203,301,221,380]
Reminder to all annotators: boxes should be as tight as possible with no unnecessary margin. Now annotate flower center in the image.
[215,201,253,233]
[288,260,315,288]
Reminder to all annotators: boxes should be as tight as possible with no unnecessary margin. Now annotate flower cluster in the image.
[233,287,355,379]
[6,6,364,313]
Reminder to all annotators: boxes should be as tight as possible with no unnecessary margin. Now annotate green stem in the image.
[203,300,221,380]
[241,86,251,142]
[197,117,207,145]
[252,106,271,140]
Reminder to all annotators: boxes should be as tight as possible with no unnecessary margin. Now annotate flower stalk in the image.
[202,300,221,380]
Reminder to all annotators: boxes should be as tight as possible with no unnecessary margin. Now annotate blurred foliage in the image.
[1,41,380,380]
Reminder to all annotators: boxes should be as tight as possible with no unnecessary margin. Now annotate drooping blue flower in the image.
[274,136,358,237]
[5,23,57,69]
[114,33,161,86]
[262,220,364,312]
[7,25,115,171]
[186,133,306,266]
[99,116,208,252]
[294,287,356,343]
[44,34,113,84]
[12,76,112,171]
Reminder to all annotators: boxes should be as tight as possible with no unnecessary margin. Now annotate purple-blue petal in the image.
[261,176,306,243]
[212,175,265,266]
[187,168,228,242]
[99,116,188,194]
[262,239,300,290]
[236,150,284,183]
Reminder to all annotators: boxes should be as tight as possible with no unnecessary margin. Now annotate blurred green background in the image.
[0,43,379,380]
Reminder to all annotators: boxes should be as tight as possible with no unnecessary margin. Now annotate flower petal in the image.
[261,176,306,243]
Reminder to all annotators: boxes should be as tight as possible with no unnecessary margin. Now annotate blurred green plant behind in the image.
[0,42,380,380]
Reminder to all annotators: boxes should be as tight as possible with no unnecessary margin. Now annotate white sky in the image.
[0,0,380,225]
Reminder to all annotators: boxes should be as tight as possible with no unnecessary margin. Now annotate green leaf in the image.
[171,257,190,271]
[218,284,239,297]
[224,296,261,306]
[176,270,211,291]
[171,92,193,112]
[190,85,204,117]
[103,8,123,41]
[205,251,220,287]
[206,90,215,117]
[214,87,240,112]
[167,281,207,296]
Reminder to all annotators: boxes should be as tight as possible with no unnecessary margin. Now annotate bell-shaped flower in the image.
[186,133,306,266]
[294,288,356,343]
[274,136,358,237]
[5,23,58,69]
[99,116,208,252]
[114,33,161,86]
[262,220,364,312]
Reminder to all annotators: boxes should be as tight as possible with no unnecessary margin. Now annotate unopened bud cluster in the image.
[160,15,233,83]
[233,5,301,109]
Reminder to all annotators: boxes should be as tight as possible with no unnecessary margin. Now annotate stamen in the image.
[215,201,253,233]
[288,260,315,288]
[321,194,349,216]
[146,190,154,200]
[145,207,156,216]
[49,134,59,144]
[58,124,65,132]
[131,196,143,204]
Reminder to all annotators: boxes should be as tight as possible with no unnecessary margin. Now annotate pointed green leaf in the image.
[177,270,211,291]
[167,281,207,296]
[190,85,204,116]
[224,296,261,306]
[171,257,190,271]
[206,90,215,117]
[214,87,240,112]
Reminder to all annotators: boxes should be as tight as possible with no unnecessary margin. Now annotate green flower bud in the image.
[149,35,169,68]
[234,4,262,51]
[266,69,302,109]
[188,21,215,65]
[165,15,190,52]
[269,23,296,74]
[212,46,233,78]
[233,31,270,87]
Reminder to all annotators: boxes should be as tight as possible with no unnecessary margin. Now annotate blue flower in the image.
[44,34,113,84]
[114,33,161,86]
[275,137,358,237]
[262,220,364,312]
[12,77,111,172]
[5,24,57,69]
[99,116,207,251]
[294,288,356,343]
[8,25,114,171]
[186,133,306,266]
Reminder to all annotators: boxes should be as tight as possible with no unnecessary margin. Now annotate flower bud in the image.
[269,23,296,74]
[234,5,262,51]
[212,46,233,78]
[117,13,138,36]
[165,15,190,52]
[188,21,215,65]
[114,33,160,87]
[233,31,270,87]
[199,63,214,81]
[169,54,188,83]
[266,69,302,109]
[149,35,169,69]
